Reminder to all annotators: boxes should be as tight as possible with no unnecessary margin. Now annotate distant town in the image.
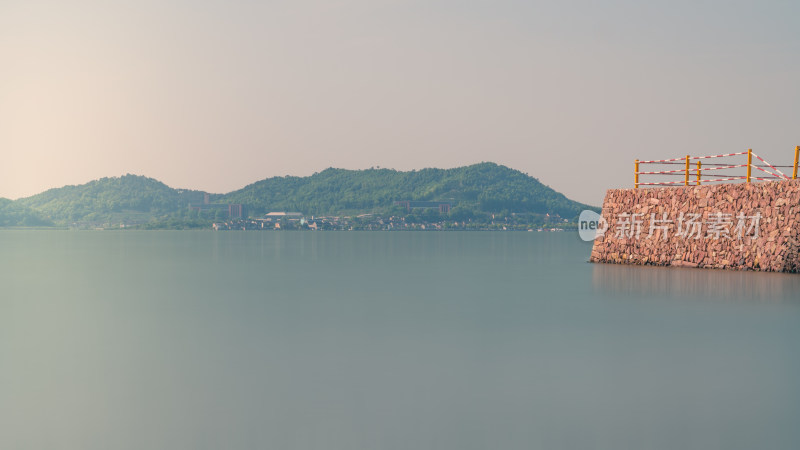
[211,214,570,232]
[209,202,570,232]
[57,194,575,231]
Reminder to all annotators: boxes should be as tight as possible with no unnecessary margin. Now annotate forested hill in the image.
[16,174,206,223]
[5,163,595,226]
[222,163,593,218]
[0,198,53,227]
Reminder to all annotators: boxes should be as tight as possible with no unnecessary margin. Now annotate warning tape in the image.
[637,176,747,186]
[638,151,748,164]
[636,164,747,175]
[636,149,796,188]
[691,152,749,160]
[751,153,790,180]
[638,156,686,164]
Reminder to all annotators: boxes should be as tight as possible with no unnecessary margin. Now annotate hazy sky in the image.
[1,0,798,204]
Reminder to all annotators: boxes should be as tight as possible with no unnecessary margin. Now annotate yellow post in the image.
[684,155,690,186]
[746,149,752,183]
[635,159,639,189]
[793,146,798,180]
[696,160,701,185]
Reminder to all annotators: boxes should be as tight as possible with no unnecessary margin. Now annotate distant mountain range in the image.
[2,162,596,227]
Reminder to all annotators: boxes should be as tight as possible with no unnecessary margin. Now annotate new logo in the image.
[578,210,608,242]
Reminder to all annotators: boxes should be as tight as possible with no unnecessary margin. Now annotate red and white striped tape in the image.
[699,164,748,172]
[636,164,747,175]
[751,152,790,180]
[637,168,692,174]
[639,156,686,163]
[692,151,748,160]
[639,151,748,164]
[752,164,781,179]
[638,176,747,186]
[636,150,794,187]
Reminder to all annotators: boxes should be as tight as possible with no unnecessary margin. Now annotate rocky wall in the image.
[589,180,800,272]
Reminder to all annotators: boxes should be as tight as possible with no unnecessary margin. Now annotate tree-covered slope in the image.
[0,198,54,227]
[222,162,594,218]
[17,174,205,223]
[11,163,595,225]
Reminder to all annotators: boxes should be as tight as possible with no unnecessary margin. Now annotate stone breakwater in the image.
[590,180,800,272]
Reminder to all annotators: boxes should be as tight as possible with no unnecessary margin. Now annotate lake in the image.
[1,230,799,449]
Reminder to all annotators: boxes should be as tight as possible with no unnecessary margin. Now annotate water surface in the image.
[1,231,798,449]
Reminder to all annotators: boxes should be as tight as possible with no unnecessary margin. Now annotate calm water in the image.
[1,231,799,450]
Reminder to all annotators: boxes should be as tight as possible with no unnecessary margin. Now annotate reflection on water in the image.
[592,262,800,302]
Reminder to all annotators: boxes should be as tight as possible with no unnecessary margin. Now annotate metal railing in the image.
[634,146,799,188]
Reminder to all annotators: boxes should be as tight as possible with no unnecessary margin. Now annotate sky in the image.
[1,0,798,205]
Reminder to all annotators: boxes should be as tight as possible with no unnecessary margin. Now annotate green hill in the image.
[0,198,54,227]
[222,162,594,219]
[11,163,595,226]
[17,174,206,224]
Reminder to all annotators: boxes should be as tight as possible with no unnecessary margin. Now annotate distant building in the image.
[228,204,244,219]
[265,212,303,219]
[394,201,452,214]
[189,203,245,218]
[189,203,226,213]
